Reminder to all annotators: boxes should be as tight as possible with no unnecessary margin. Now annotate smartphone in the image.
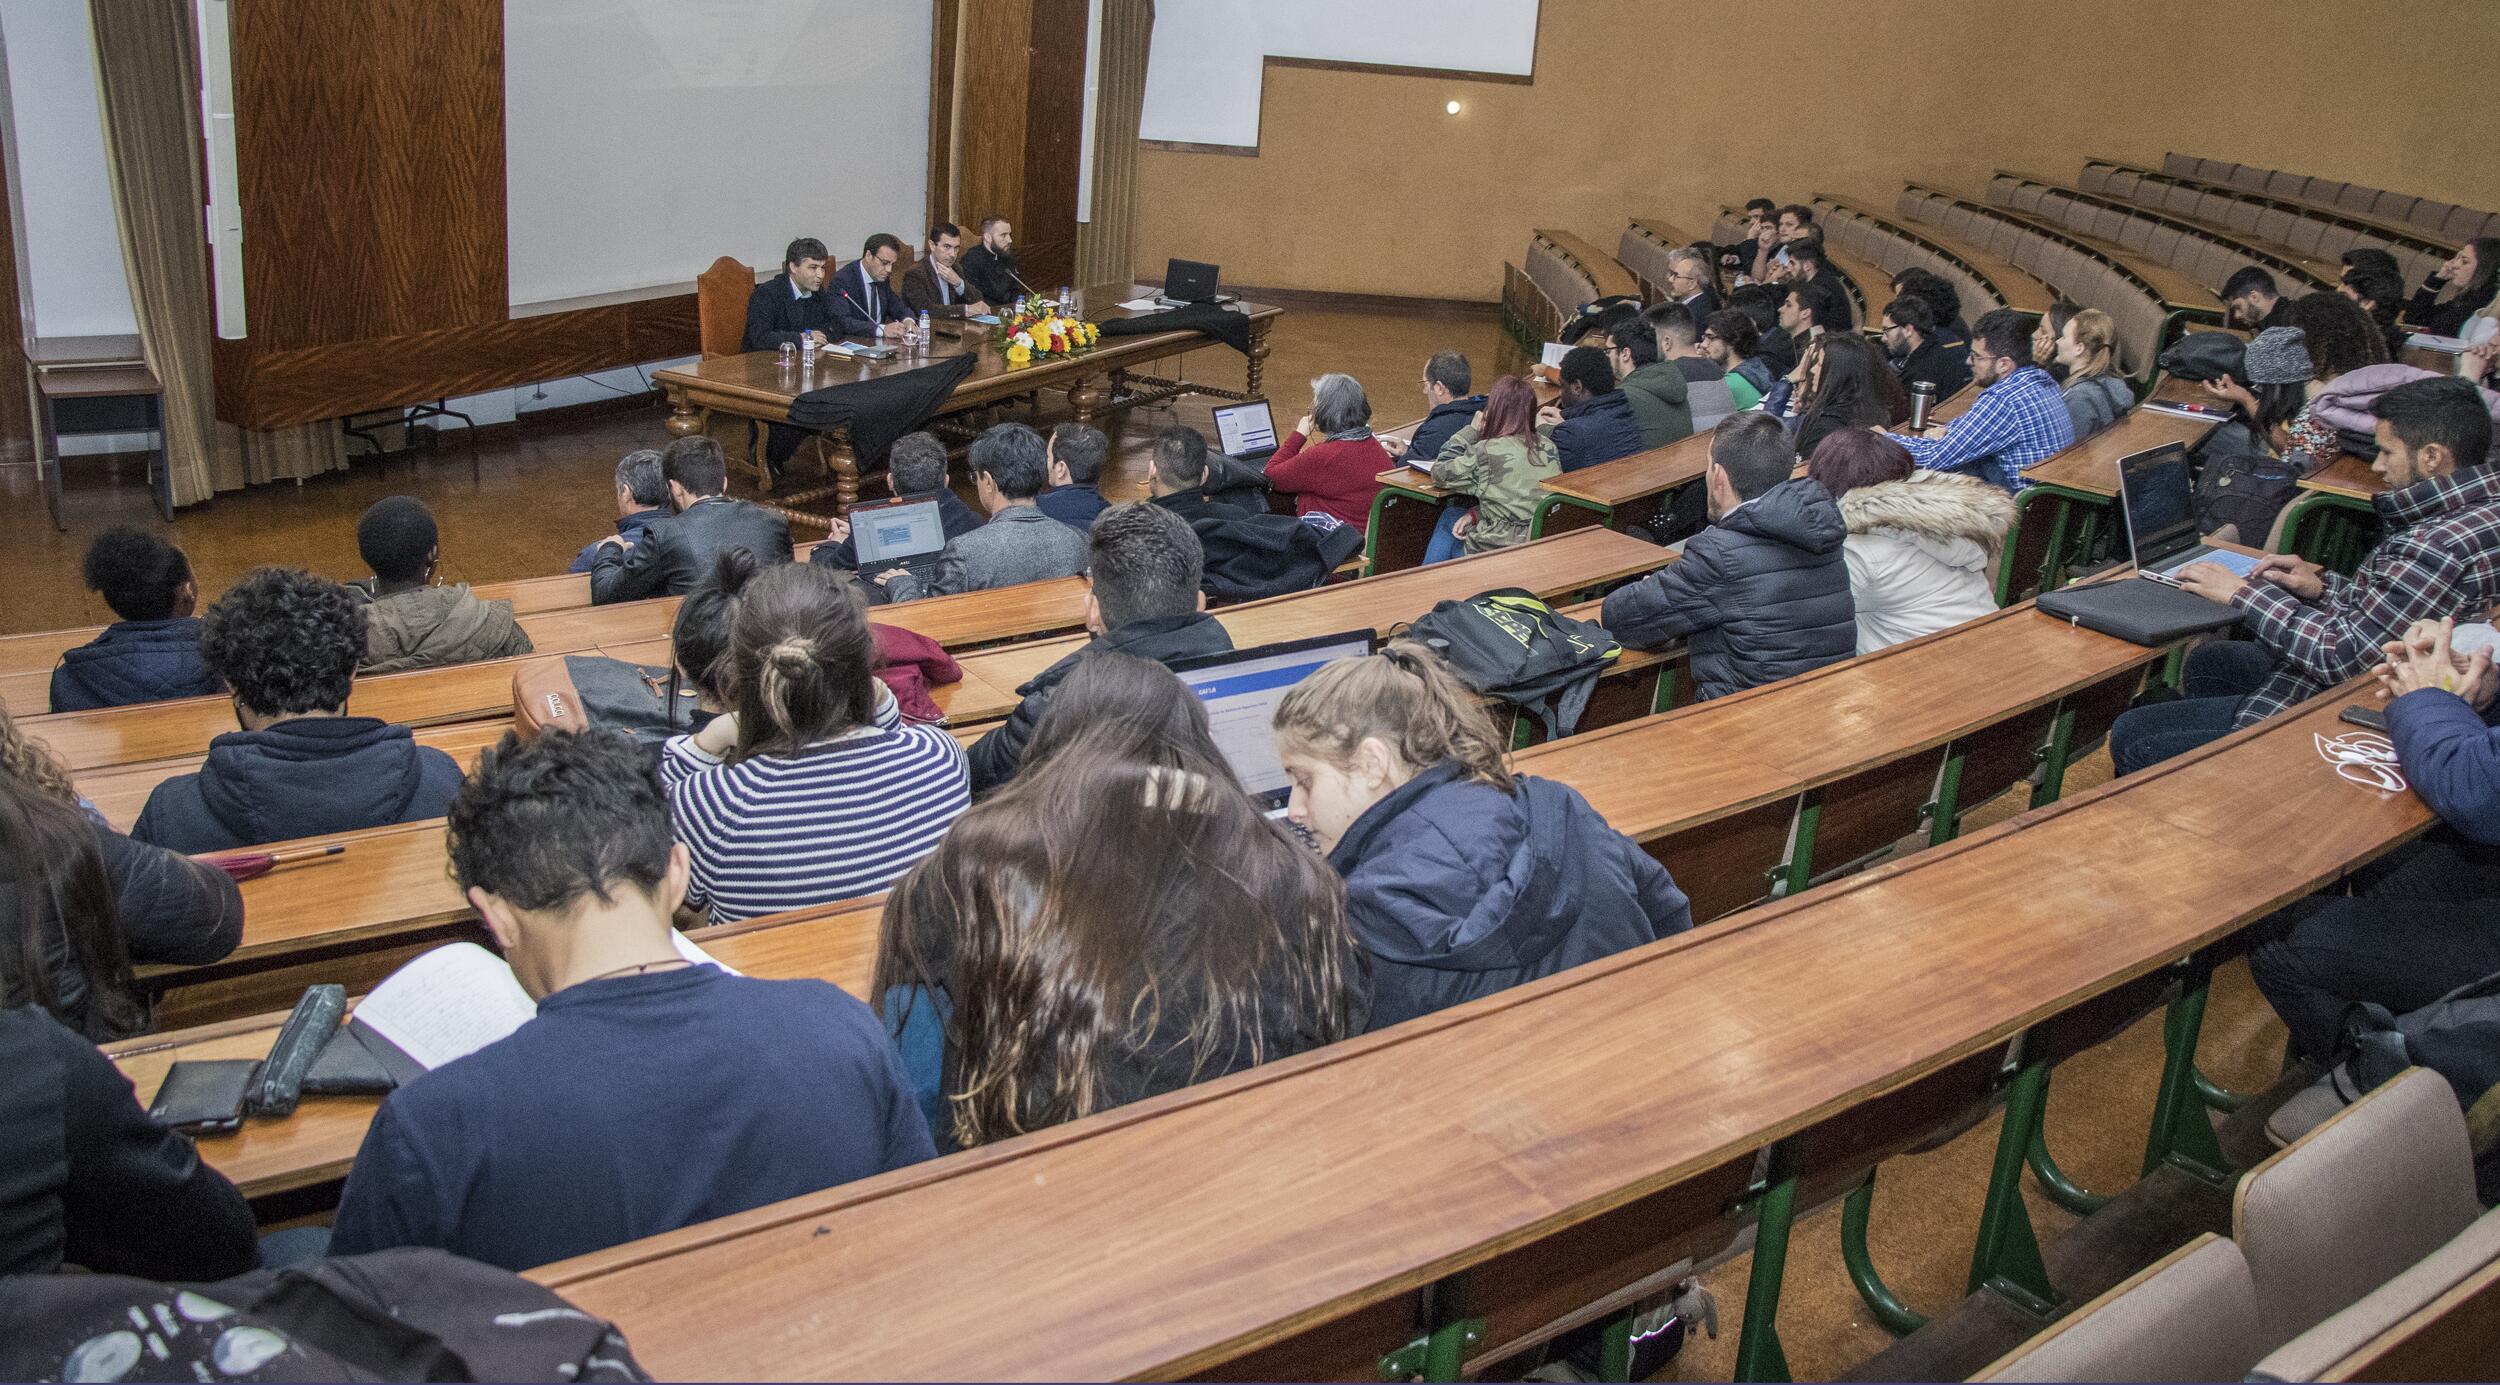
[147,1059,259,1134]
[2339,703,2390,733]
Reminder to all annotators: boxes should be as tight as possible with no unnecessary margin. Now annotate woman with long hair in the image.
[2286,292,2394,457]
[1807,427,2013,651]
[2406,235,2500,338]
[0,708,241,1041]
[2200,326,2313,457]
[1423,374,1563,561]
[1793,332,1907,458]
[874,653,1363,1149]
[1273,642,1691,1032]
[662,562,967,923]
[2053,308,2134,442]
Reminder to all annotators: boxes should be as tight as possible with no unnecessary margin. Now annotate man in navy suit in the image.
[831,234,911,339]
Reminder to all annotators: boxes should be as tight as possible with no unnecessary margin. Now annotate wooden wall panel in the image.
[938,0,1084,295]
[1015,0,1088,292]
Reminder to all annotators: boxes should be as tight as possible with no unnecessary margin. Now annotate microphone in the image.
[836,285,887,338]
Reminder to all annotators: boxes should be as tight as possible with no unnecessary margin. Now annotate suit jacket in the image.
[589,496,793,604]
[743,272,839,352]
[830,259,908,337]
[1681,289,1721,329]
[960,244,1022,307]
[898,259,979,314]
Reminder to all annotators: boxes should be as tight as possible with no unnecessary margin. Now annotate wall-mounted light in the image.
[1445,99,1463,115]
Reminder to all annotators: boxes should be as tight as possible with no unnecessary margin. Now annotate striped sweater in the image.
[662,694,969,924]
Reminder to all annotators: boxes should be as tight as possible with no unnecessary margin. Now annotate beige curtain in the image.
[1076,0,1153,287]
[89,0,341,506]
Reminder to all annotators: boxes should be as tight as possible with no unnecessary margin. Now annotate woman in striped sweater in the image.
[662,563,968,924]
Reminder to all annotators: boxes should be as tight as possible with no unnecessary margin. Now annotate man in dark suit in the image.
[830,234,910,339]
[898,222,990,316]
[960,216,1024,308]
[744,238,838,479]
[589,437,793,604]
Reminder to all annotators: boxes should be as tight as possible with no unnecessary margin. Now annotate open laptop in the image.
[2115,442,2262,585]
[1211,399,1280,464]
[1168,629,1377,814]
[1157,258,1227,307]
[848,496,948,569]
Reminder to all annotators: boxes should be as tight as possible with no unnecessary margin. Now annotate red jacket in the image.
[1266,431,1393,527]
[871,624,962,723]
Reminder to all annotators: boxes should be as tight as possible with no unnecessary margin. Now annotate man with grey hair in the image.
[1269,373,1393,526]
[570,448,671,573]
[1664,246,1720,327]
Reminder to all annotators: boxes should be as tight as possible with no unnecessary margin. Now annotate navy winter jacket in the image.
[1601,477,1856,700]
[2388,688,2500,846]
[1404,394,1486,472]
[1552,390,1647,472]
[1330,762,1692,1031]
[47,619,221,713]
[130,716,464,854]
[569,507,667,574]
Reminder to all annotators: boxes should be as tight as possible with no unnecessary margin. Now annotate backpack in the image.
[2192,449,2304,548]
[0,1247,647,1382]
[512,655,700,749]
[1397,588,1621,739]
[2296,969,2500,1202]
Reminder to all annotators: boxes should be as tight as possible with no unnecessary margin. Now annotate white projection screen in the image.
[504,1,932,313]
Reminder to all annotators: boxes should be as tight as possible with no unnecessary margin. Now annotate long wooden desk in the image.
[516,687,2427,1381]
[655,282,1278,512]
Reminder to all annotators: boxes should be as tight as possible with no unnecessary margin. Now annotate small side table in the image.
[27,334,169,530]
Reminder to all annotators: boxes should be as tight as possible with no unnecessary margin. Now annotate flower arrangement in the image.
[999,294,1099,366]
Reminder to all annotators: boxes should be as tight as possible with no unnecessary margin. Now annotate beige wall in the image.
[1134,0,2500,302]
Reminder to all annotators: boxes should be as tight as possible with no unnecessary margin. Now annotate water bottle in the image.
[801,333,817,368]
[1056,285,1073,317]
[1908,380,1936,431]
[918,309,932,346]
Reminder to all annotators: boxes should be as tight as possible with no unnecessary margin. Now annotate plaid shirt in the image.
[1895,365,2075,492]
[2232,465,2500,727]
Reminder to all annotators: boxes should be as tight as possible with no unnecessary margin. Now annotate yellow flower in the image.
[1006,343,1032,366]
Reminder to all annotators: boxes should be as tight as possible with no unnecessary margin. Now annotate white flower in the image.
[1012,330,1034,349]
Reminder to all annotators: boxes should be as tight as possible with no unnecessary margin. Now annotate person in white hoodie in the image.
[1805,427,2016,652]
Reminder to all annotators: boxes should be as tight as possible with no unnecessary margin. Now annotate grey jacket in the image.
[889,504,1088,600]
[2061,375,2135,445]
[357,584,533,674]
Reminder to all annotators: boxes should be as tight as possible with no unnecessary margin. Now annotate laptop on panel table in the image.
[1168,629,1377,815]
[1157,258,1230,308]
[2115,443,2262,586]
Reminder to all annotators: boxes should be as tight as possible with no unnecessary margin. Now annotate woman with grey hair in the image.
[1266,373,1394,526]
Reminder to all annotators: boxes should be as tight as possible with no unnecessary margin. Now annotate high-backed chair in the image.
[1975,1234,2265,1382]
[695,255,768,488]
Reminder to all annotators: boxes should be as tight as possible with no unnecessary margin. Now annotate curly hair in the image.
[199,567,367,717]
[448,729,676,912]
[0,706,75,804]
[2288,291,2390,380]
[82,527,193,623]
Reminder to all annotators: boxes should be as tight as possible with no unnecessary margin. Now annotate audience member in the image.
[1394,350,1485,467]
[743,236,839,478]
[1760,335,1815,425]
[2247,616,2500,1060]
[1268,374,1394,525]
[1702,309,1773,409]
[1273,642,1692,1030]
[831,232,909,339]
[959,215,1022,307]
[1731,283,1797,379]
[1602,413,1855,698]
[133,568,461,853]
[2340,259,2407,359]
[965,503,1232,792]
[885,423,1087,600]
[2,707,242,1041]
[2029,300,2082,382]
[1426,375,1561,560]
[569,448,670,574]
[1664,245,1721,325]
[2054,308,2135,443]
[877,653,1362,1148]
[1545,345,1645,471]
[1719,198,1778,276]
[898,221,988,314]
[1036,422,1111,530]
[811,432,987,603]
[350,497,532,674]
[1785,278,1849,344]
[48,528,220,713]
[0,1004,258,1278]
[1144,425,1252,524]
[1890,267,1970,346]
[2405,236,2500,338]
[2224,266,2291,332]
[330,728,933,1271]
[1607,318,1694,448]
[1644,303,1737,430]
[590,436,793,603]
[2285,291,2396,456]
[1881,295,1971,402]
[1891,308,2076,491]
[2199,326,2312,458]
[2112,376,2500,771]
[667,549,750,722]
[1792,333,1905,459]
[662,563,967,923]
[1808,428,2012,651]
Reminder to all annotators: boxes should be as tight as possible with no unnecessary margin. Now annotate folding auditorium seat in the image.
[2249,1206,2500,1381]
[2279,215,2332,260]
[2138,222,2183,265]
[2270,170,2321,201]
[2311,222,2362,262]
[1975,1235,2266,1382]
[2251,205,2300,249]
[2107,209,2153,251]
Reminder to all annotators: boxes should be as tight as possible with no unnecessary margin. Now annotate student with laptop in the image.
[965,503,1233,793]
[2112,376,2500,773]
[884,423,1088,601]
[810,432,984,598]
[875,652,1362,1149]
[1272,642,1693,1031]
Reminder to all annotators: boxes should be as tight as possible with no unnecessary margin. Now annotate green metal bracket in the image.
[1379,1317,1486,1382]
[2141,969,2234,1187]
[1527,493,1613,541]
[2024,1069,2113,1217]
[1765,791,1823,899]
[1994,503,2028,608]
[1922,750,1968,847]
[1967,1062,2064,1317]
[1649,664,1679,715]
[1840,1173,1929,1336]
[1596,1312,1635,1383]
[1732,1176,1798,1383]
[2159,642,2191,690]
[2028,704,2078,809]
[2193,1066,2250,1113]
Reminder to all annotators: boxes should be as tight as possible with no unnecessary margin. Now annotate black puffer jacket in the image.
[1600,476,1855,699]
[48,619,221,713]
[0,824,243,1041]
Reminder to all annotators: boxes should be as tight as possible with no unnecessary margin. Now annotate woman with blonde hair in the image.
[2053,308,2133,442]
[1273,642,1691,1031]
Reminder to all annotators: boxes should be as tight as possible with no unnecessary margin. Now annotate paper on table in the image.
[672,931,741,975]
[350,942,537,1073]
[1540,341,1572,369]
[1118,297,1164,311]
[2405,333,2467,354]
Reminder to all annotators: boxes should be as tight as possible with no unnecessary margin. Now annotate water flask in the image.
[918,309,932,346]
[1908,380,1936,431]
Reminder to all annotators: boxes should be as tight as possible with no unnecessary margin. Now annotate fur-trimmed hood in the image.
[1838,471,2016,572]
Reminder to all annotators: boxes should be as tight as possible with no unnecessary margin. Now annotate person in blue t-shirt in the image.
[329,729,934,1271]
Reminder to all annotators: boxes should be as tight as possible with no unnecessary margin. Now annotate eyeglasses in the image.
[1701,330,1724,343]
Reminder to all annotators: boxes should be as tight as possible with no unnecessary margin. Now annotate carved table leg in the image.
[1068,374,1106,428]
[832,441,860,513]
[1246,321,1272,397]
[663,386,707,438]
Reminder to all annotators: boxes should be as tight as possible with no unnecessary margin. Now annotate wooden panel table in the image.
[1991,403,2225,599]
[26,335,164,530]
[653,282,1279,512]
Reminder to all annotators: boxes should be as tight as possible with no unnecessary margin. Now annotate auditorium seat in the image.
[2251,1206,2500,1381]
[1974,1234,2265,1382]
[2163,151,2500,244]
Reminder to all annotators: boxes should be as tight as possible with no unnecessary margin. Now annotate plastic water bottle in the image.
[1057,285,1073,316]
[918,309,932,346]
[801,333,817,367]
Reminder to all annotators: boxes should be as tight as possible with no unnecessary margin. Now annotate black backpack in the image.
[1398,588,1621,738]
[2332,968,2500,1202]
[513,655,701,750]
[2193,449,2305,548]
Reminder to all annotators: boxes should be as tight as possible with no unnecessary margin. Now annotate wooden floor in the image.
[0,298,2288,1381]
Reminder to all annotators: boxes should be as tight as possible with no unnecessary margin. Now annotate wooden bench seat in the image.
[2161,151,2497,249]
[2086,156,2457,289]
[1987,170,2339,293]
[1813,193,2058,321]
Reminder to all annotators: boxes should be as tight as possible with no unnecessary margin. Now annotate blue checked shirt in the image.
[1893,365,2075,492]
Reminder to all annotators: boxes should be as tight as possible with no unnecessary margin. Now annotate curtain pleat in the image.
[1076,0,1153,287]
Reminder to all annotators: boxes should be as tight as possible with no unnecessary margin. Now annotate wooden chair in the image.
[695,255,768,489]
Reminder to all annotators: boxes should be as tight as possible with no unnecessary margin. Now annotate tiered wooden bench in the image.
[1503,229,1643,348]
[2162,151,2499,246]
[2081,157,2456,287]
[1614,218,1702,302]
[1985,170,2339,292]
[1812,193,2055,323]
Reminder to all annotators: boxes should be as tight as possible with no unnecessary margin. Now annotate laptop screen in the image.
[1213,400,1277,458]
[1170,629,1376,809]
[851,497,947,565]
[2115,444,2201,569]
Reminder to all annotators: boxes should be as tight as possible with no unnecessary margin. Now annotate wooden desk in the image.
[28,335,165,529]
[654,283,1279,511]
[522,687,2425,1382]
[1993,405,2224,600]
[1813,193,2058,318]
[2275,453,2387,569]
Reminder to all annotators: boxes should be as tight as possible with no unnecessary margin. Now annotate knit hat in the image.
[2244,327,2314,385]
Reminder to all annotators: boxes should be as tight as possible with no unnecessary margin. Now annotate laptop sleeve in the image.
[2035,579,2244,646]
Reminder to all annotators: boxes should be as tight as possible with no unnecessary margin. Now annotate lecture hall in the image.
[4,0,2500,1380]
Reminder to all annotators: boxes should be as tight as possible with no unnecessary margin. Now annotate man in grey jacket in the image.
[887,423,1088,600]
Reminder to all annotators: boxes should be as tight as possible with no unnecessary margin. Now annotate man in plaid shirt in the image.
[1890,308,2075,492]
[2112,377,2500,773]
